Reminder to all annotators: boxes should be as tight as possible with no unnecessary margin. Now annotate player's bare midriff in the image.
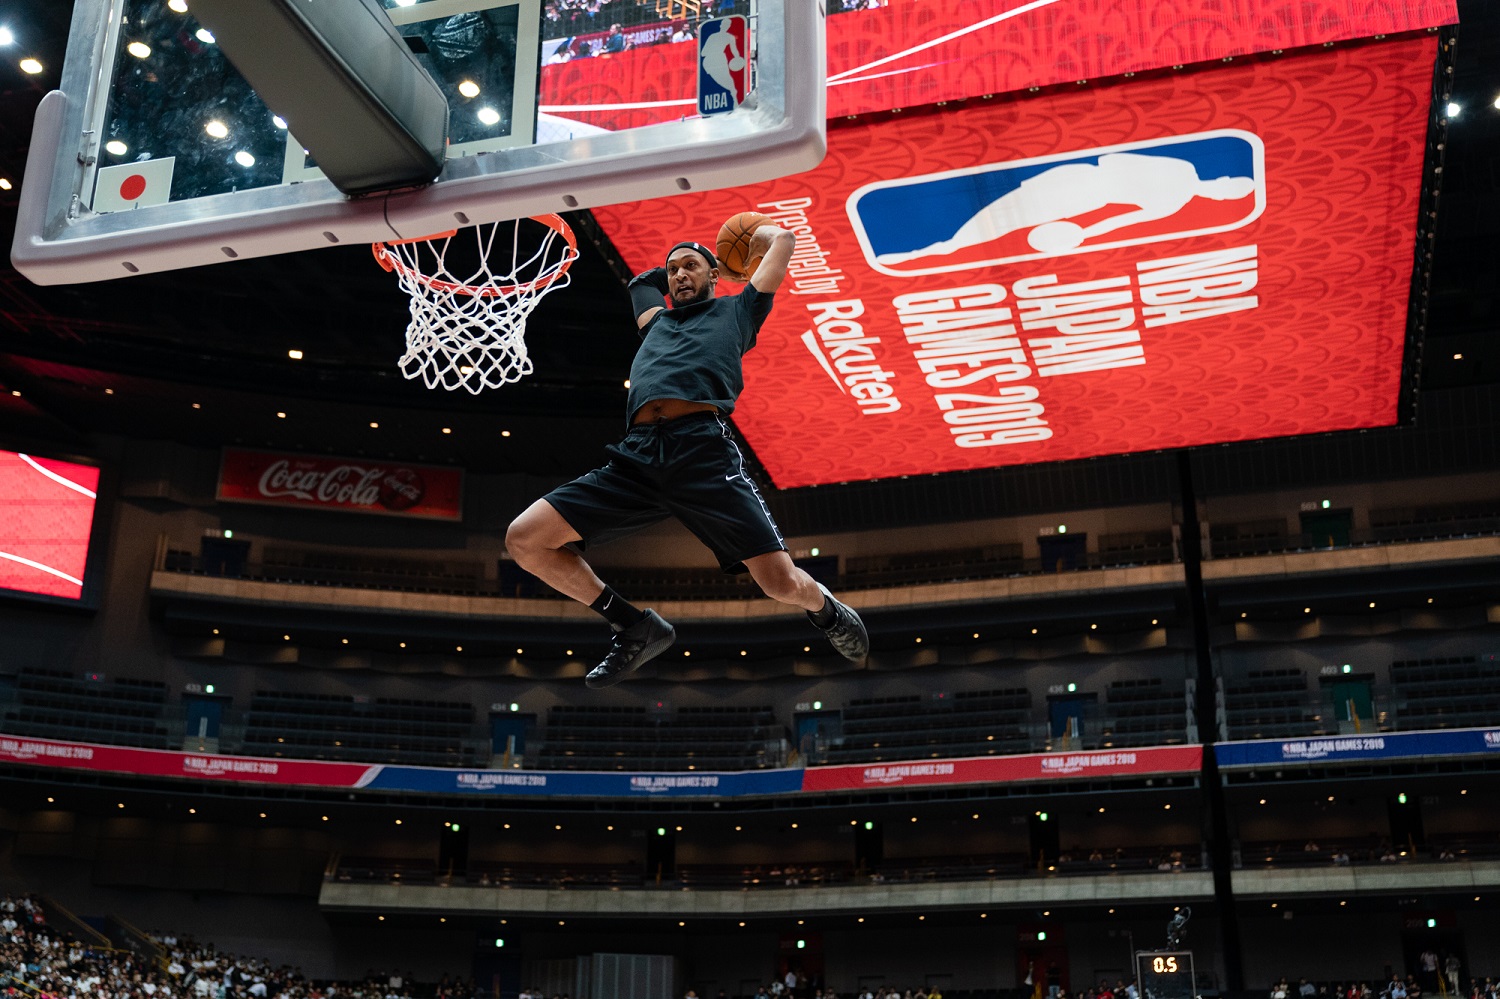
[631,398,719,425]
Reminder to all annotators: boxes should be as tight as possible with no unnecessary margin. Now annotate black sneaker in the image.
[809,583,869,662]
[585,609,676,688]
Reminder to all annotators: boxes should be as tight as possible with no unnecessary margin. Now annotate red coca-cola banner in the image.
[217,448,464,521]
[801,744,1203,793]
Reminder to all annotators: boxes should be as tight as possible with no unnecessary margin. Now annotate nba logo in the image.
[697,16,751,117]
[848,130,1267,277]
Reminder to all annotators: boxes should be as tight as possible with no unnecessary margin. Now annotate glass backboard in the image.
[11,0,824,284]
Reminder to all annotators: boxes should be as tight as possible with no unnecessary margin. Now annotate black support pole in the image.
[1176,449,1243,990]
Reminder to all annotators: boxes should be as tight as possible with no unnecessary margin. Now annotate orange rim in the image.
[371,214,578,297]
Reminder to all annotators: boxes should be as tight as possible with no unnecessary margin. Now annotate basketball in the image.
[716,211,771,281]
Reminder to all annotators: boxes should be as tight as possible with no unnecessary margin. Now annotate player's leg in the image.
[663,415,868,662]
[742,551,868,662]
[505,453,676,687]
[503,499,604,605]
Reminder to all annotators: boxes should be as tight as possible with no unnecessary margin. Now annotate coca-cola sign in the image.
[217,448,463,521]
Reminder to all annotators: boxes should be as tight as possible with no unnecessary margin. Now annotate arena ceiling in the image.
[0,0,1495,479]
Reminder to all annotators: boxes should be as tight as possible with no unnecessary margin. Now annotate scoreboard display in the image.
[1135,951,1195,999]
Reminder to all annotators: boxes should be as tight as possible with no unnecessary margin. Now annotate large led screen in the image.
[0,449,101,601]
[539,0,1456,130]
[595,37,1437,487]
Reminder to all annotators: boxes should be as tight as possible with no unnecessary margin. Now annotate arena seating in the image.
[241,691,486,767]
[1208,518,1293,557]
[814,688,1033,764]
[1391,654,1500,730]
[531,703,788,771]
[0,668,170,748]
[1222,667,1329,740]
[1098,677,1189,747]
[1369,499,1500,542]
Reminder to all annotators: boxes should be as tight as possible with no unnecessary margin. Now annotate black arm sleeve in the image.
[627,266,670,318]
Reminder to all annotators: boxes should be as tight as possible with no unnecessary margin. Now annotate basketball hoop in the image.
[372,214,579,394]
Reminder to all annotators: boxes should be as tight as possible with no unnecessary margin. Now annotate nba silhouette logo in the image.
[697,16,750,117]
[848,130,1267,277]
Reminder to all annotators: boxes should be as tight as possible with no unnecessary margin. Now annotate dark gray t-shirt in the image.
[625,284,775,422]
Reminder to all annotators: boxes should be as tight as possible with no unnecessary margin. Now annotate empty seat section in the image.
[532,704,785,771]
[1100,677,1188,746]
[1223,667,1325,740]
[242,691,482,767]
[1,669,170,749]
[817,689,1033,764]
[1391,655,1500,730]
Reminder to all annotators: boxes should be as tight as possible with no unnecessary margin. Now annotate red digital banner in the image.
[539,0,1456,129]
[0,734,1199,797]
[802,744,1203,793]
[594,37,1434,486]
[0,449,100,601]
[217,448,464,521]
[0,734,377,787]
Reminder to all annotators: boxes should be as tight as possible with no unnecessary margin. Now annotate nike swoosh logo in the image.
[800,329,848,395]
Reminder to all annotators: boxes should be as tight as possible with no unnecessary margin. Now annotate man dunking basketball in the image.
[505,223,869,687]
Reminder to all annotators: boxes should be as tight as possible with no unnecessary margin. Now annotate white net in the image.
[373,215,578,395]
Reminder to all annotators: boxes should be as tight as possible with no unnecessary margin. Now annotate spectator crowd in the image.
[0,893,468,999]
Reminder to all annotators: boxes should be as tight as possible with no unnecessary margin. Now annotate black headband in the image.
[666,241,718,270]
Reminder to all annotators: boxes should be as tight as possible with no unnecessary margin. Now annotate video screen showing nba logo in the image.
[850,131,1266,277]
[697,15,751,117]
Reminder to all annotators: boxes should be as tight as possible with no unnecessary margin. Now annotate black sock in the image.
[590,585,646,631]
[809,594,837,627]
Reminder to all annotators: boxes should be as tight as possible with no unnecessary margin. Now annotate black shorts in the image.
[543,411,786,574]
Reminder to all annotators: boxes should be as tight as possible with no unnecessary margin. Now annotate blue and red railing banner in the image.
[0,734,1203,798]
[14,730,1500,797]
[1214,728,1500,768]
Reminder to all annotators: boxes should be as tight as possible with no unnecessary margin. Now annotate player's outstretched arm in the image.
[748,225,796,293]
[627,266,670,329]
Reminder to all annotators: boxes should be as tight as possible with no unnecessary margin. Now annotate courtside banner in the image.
[362,766,805,798]
[802,744,1203,793]
[0,735,379,787]
[538,0,1456,130]
[0,735,801,796]
[594,37,1434,487]
[0,449,100,601]
[0,735,1201,797]
[1215,729,1500,769]
[217,448,463,522]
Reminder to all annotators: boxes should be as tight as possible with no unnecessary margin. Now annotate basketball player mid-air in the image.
[505,223,869,688]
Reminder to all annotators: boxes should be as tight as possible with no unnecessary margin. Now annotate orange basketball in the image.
[716,211,771,281]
